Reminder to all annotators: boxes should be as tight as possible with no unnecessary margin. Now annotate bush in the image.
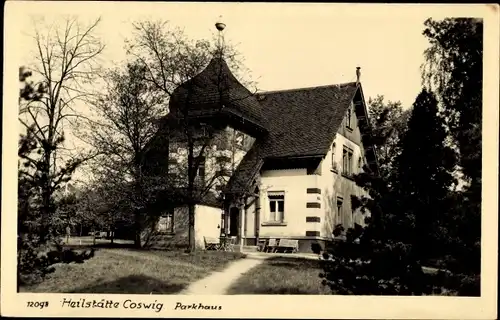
[319,224,480,296]
[320,233,431,295]
[18,233,96,287]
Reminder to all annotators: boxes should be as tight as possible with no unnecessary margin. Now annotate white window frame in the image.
[331,142,338,171]
[157,209,174,233]
[342,146,354,175]
[267,191,285,222]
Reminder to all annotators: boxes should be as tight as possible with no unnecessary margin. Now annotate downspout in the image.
[240,197,246,251]
[255,191,261,245]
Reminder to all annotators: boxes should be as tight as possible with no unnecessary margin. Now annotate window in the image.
[346,107,352,129]
[331,143,338,171]
[358,156,363,171]
[157,209,174,233]
[336,197,343,218]
[342,147,354,175]
[197,156,206,184]
[268,192,285,222]
[168,158,178,174]
[235,131,245,149]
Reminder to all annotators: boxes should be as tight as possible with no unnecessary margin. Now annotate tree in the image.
[83,60,166,248]
[18,17,105,243]
[320,90,458,295]
[393,89,457,262]
[421,18,482,191]
[367,95,410,181]
[126,20,252,252]
[421,17,482,274]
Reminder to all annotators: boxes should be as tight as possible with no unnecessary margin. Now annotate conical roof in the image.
[169,58,268,132]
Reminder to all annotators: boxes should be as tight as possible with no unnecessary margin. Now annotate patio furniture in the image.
[204,237,220,251]
[276,239,299,253]
[257,239,267,252]
[266,238,278,252]
[227,236,237,252]
[217,236,237,251]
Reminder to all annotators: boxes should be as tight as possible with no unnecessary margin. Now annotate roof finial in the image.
[356,66,361,85]
[215,16,226,59]
[215,16,226,31]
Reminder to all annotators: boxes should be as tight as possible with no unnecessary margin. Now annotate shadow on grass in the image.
[62,242,135,250]
[68,274,187,294]
[227,256,328,295]
[266,257,321,269]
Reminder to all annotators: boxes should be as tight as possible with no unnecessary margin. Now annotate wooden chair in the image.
[257,239,267,252]
[204,237,220,251]
[226,236,237,252]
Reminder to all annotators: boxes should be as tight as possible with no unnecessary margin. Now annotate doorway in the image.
[229,207,239,237]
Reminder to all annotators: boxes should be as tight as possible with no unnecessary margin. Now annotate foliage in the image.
[18,17,104,241]
[320,18,482,296]
[393,89,457,261]
[17,17,104,286]
[421,17,482,274]
[421,18,483,187]
[367,95,410,181]
[125,19,252,252]
[81,59,167,247]
[321,89,463,295]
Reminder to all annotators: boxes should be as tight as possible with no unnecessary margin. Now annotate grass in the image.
[20,248,246,294]
[227,256,330,294]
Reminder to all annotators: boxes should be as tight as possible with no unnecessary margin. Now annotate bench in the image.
[276,239,299,253]
[265,238,278,252]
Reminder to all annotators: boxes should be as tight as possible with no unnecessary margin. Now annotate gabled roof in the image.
[226,82,360,194]
[259,82,358,158]
[169,58,268,132]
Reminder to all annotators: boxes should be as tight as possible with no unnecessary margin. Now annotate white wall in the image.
[257,169,319,238]
[194,204,222,249]
[319,132,371,239]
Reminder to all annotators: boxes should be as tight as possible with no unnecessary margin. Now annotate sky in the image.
[12,2,469,108]
[8,2,493,183]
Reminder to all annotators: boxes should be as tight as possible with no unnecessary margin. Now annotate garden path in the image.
[179,253,269,295]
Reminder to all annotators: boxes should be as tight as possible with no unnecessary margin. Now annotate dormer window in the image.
[235,131,245,149]
[346,104,354,130]
[331,143,338,172]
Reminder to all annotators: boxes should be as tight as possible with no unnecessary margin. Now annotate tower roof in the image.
[169,57,268,133]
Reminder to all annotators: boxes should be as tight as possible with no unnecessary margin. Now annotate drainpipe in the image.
[240,197,246,252]
[255,191,260,245]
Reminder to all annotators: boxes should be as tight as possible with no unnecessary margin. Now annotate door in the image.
[229,207,239,237]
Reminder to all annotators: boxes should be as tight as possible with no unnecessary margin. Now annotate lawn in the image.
[20,248,246,294]
[227,256,330,294]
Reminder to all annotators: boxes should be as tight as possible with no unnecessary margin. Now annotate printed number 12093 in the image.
[27,301,49,309]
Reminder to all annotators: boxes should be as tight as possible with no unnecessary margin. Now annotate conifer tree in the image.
[394,89,457,262]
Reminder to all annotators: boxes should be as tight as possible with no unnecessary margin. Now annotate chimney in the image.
[356,67,361,84]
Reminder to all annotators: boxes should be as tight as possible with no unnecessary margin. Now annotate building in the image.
[143,55,378,252]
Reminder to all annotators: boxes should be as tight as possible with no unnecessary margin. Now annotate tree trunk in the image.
[186,130,196,253]
[134,209,142,248]
[188,203,196,252]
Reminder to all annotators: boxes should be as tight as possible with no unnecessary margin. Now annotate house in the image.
[143,56,378,252]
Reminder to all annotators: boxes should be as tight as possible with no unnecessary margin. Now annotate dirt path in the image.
[179,254,269,295]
